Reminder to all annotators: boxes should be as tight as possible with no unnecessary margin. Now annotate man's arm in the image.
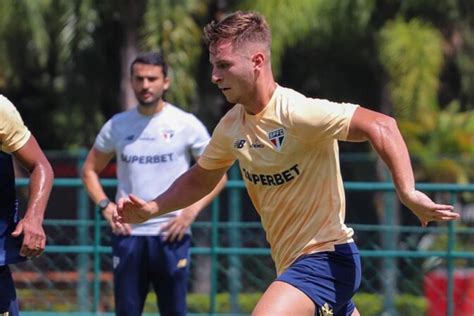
[347,107,459,226]
[81,147,130,234]
[81,147,114,204]
[116,163,229,224]
[161,167,228,241]
[12,135,54,257]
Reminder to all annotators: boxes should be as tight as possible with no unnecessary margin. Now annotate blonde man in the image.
[116,12,459,316]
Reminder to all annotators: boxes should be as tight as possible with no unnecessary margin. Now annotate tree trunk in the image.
[119,0,145,110]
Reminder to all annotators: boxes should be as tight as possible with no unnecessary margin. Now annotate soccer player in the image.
[0,95,54,316]
[81,51,226,316]
[115,12,459,316]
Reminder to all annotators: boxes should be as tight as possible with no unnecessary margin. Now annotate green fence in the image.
[12,176,474,316]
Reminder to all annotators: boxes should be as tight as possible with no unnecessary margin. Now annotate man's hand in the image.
[400,190,460,227]
[161,209,196,242]
[102,202,131,235]
[116,194,158,224]
[11,217,45,258]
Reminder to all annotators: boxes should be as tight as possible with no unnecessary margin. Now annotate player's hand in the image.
[102,202,131,235]
[400,190,460,227]
[161,211,195,242]
[116,194,158,224]
[11,216,45,258]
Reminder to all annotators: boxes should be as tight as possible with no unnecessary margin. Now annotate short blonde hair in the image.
[203,11,271,51]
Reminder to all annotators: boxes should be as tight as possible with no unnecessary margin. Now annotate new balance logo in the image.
[113,256,120,269]
[234,139,246,149]
[177,258,188,268]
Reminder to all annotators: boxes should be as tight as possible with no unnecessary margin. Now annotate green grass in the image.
[17,289,427,315]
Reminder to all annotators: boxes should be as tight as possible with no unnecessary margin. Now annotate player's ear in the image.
[252,52,265,70]
[163,75,171,90]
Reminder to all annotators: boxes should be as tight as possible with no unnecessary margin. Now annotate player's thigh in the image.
[252,280,315,316]
[351,307,360,316]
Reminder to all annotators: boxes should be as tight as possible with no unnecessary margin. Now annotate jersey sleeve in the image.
[197,118,236,170]
[186,114,211,159]
[291,97,359,143]
[93,119,115,153]
[0,95,31,153]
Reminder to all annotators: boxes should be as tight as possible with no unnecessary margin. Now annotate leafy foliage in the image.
[0,0,473,177]
[379,18,443,123]
[140,0,207,109]
[238,0,375,75]
[378,17,474,183]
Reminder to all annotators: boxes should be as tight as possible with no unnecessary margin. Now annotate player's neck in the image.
[137,99,165,116]
[243,78,277,115]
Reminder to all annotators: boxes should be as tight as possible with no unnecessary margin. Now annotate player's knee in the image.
[351,307,360,316]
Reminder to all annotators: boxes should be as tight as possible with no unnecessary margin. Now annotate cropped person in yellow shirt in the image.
[115,11,459,316]
[0,95,54,316]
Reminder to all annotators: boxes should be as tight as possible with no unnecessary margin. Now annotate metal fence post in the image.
[382,190,397,316]
[76,148,90,311]
[210,196,220,316]
[446,193,457,316]
[228,164,242,313]
[93,206,101,313]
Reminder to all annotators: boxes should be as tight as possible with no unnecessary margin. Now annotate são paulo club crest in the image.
[268,128,285,151]
[160,128,175,143]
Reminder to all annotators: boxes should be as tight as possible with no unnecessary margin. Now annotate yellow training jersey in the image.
[198,86,359,275]
[0,95,31,153]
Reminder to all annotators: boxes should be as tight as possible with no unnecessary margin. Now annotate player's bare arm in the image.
[117,164,229,224]
[82,148,131,234]
[11,135,54,257]
[162,169,228,242]
[347,106,459,226]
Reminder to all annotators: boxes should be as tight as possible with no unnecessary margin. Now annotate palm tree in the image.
[378,17,474,184]
[139,0,206,110]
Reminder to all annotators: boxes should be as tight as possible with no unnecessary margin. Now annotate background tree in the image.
[140,0,207,111]
[0,0,472,178]
[378,13,474,184]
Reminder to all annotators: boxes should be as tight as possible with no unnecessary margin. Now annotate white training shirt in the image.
[94,103,210,235]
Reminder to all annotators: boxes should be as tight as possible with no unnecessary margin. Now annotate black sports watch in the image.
[97,198,110,212]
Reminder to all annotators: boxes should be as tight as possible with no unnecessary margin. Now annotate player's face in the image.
[209,41,256,105]
[131,63,170,107]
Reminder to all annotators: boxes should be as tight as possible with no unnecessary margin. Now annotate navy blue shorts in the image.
[0,265,19,316]
[112,234,191,316]
[277,243,361,316]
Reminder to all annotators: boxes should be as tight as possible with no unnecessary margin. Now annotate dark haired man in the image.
[82,51,226,316]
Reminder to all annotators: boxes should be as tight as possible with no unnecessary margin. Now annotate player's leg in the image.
[112,235,149,316]
[0,265,19,316]
[151,235,191,316]
[253,280,316,316]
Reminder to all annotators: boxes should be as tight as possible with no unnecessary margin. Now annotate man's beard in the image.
[139,100,157,107]
[136,94,160,107]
